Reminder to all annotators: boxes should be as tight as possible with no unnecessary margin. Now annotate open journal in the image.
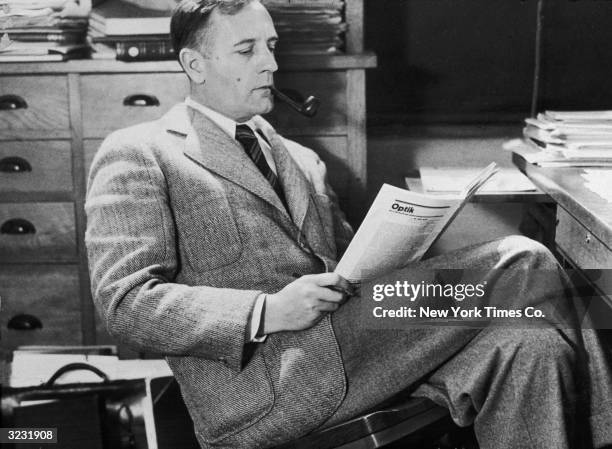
[335,163,498,283]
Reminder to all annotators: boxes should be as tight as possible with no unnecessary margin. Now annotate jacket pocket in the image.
[179,197,243,272]
[168,352,275,444]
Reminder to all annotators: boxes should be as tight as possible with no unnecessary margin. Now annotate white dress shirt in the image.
[185,96,277,174]
[185,97,270,342]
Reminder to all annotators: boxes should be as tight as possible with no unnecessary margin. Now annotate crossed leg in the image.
[326,236,612,448]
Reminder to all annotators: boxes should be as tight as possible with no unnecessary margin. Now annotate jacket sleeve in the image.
[85,131,259,372]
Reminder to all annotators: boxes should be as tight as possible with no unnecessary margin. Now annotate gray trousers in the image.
[327,236,612,449]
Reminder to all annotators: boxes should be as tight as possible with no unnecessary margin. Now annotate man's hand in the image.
[262,273,350,334]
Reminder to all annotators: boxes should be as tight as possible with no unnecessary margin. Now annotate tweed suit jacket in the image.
[85,103,355,448]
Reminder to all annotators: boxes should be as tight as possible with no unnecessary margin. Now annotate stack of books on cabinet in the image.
[89,0,347,61]
[522,110,612,167]
[0,0,89,62]
[88,0,173,61]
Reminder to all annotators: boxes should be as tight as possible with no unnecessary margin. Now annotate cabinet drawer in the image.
[0,76,69,131]
[556,207,612,297]
[0,202,76,262]
[0,265,81,352]
[266,71,347,135]
[0,140,72,193]
[81,74,189,137]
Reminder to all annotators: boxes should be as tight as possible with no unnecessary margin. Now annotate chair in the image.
[273,396,474,449]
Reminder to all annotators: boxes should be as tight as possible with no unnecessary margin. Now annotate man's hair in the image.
[171,0,254,57]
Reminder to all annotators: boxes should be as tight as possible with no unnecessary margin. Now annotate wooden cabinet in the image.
[0,52,375,355]
[0,141,73,193]
[0,76,69,132]
[80,73,190,136]
[0,266,82,350]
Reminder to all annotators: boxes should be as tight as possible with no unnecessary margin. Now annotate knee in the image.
[497,235,558,269]
[513,329,576,370]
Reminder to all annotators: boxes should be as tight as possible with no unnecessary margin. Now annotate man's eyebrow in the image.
[233,36,278,47]
[233,38,256,47]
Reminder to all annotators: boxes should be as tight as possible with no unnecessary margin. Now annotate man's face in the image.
[198,2,278,122]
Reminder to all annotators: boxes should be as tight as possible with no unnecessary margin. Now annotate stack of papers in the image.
[522,110,612,167]
[263,0,346,54]
[0,0,89,62]
[582,169,612,203]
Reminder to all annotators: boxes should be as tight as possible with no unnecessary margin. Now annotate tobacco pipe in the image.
[271,86,320,117]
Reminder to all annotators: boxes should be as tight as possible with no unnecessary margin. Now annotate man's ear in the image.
[179,48,207,84]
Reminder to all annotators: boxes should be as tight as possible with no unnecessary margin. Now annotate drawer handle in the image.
[0,94,28,111]
[1,218,36,235]
[0,156,32,173]
[7,313,43,331]
[123,94,160,107]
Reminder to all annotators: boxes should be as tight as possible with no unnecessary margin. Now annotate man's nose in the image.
[261,47,278,73]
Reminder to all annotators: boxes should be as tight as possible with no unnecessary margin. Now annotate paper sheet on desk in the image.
[420,167,536,193]
[9,352,172,387]
[581,169,612,203]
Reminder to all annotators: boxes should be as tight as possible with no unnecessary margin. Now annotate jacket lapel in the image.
[162,103,288,216]
[266,133,312,230]
[254,117,333,255]
[161,104,333,255]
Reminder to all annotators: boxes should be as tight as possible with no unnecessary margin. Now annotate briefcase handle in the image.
[45,362,110,387]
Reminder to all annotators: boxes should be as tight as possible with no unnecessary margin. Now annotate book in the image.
[4,29,86,44]
[512,138,612,168]
[115,39,174,60]
[89,0,171,36]
[335,163,498,283]
[0,43,90,61]
[90,39,174,61]
[89,30,170,43]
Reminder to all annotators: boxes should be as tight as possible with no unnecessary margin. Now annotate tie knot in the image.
[235,124,257,142]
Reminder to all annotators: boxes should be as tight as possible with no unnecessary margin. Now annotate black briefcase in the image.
[2,363,149,449]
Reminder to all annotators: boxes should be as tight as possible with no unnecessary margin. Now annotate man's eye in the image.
[268,45,276,53]
[238,47,254,55]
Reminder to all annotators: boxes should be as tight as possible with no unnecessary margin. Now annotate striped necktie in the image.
[235,124,287,208]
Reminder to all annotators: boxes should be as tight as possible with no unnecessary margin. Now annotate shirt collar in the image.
[185,96,258,140]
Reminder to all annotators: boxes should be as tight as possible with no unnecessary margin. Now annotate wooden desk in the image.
[513,151,612,315]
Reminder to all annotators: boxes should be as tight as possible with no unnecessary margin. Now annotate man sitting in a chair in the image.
[85,1,612,448]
